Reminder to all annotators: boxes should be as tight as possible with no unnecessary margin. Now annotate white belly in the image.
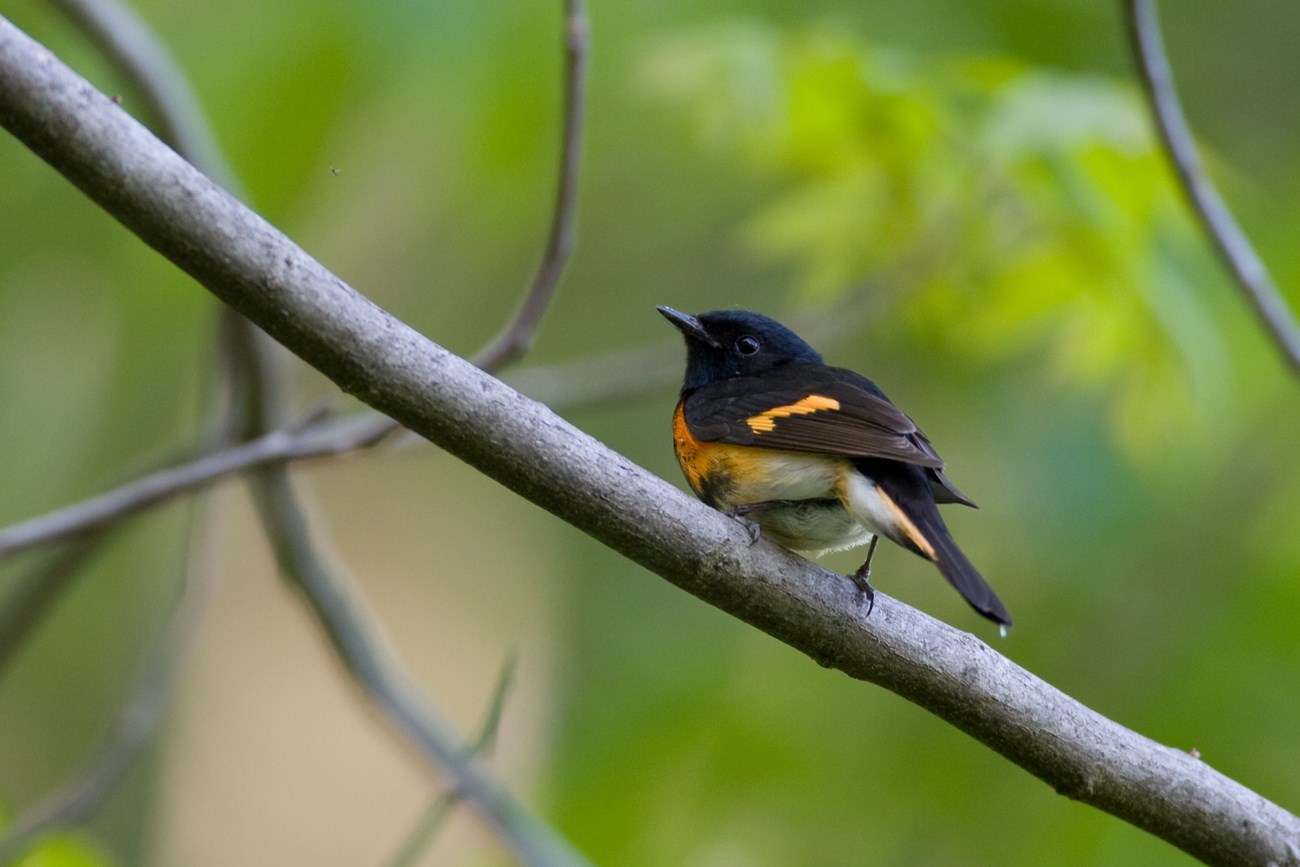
[722,450,845,504]
[711,449,874,555]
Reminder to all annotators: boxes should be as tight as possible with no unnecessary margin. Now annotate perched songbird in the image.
[659,306,1011,628]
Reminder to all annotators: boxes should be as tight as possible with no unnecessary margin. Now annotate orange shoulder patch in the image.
[746,394,840,434]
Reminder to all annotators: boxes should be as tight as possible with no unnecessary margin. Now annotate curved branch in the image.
[0,402,581,863]
[0,411,393,563]
[382,654,517,866]
[470,0,588,372]
[0,505,211,863]
[1126,0,1300,378]
[0,537,108,676]
[46,0,241,194]
[249,469,586,867]
[229,263,585,863]
[1,16,1298,865]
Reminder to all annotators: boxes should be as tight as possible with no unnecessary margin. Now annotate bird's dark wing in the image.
[909,426,978,508]
[927,466,978,508]
[682,365,946,469]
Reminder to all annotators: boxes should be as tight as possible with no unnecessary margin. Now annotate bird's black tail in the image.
[921,514,1012,628]
[854,459,1012,628]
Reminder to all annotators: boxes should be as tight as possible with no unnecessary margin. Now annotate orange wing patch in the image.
[746,394,840,434]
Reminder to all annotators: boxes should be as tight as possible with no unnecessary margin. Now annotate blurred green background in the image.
[2,0,1299,864]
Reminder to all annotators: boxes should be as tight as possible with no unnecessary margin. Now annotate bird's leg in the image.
[723,504,764,546]
[849,535,879,615]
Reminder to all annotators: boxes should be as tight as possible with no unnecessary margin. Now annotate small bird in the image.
[659,306,1011,628]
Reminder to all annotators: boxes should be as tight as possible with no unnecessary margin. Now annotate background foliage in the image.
[2,0,1299,864]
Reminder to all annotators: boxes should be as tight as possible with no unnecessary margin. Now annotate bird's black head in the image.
[658,306,823,392]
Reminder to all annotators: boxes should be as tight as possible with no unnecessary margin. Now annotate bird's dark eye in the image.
[735,336,760,356]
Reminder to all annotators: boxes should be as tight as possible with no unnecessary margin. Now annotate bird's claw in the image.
[849,568,876,616]
[850,536,878,616]
[723,505,763,546]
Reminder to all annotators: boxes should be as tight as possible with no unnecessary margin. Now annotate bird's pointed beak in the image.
[657,305,721,348]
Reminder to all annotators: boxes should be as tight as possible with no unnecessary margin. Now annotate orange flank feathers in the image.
[672,402,711,497]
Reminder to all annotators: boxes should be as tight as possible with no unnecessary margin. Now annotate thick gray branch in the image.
[1,16,1296,865]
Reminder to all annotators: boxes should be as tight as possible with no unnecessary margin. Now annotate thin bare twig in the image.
[226,201,580,859]
[470,0,588,372]
[0,538,107,677]
[0,0,254,817]
[1126,0,1300,377]
[0,502,213,863]
[250,473,587,866]
[46,0,241,195]
[0,15,247,824]
[0,309,271,848]
[0,410,394,563]
[382,653,517,867]
[216,306,282,434]
[233,303,577,862]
